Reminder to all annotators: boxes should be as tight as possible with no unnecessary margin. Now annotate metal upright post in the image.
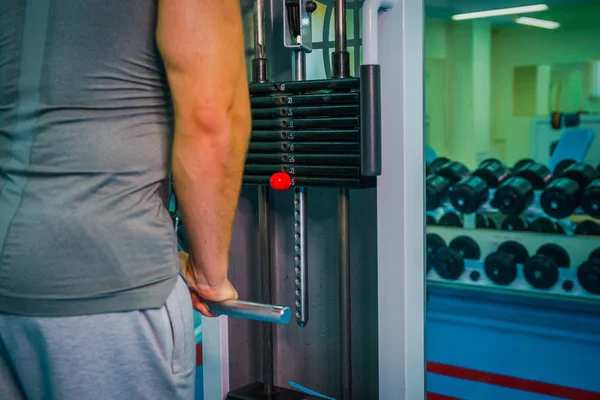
[253,0,275,396]
[332,1,352,399]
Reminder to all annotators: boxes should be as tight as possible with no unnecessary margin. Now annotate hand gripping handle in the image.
[207,299,292,324]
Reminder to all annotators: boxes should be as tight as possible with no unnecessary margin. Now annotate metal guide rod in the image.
[332,0,350,79]
[253,0,274,395]
[338,188,351,399]
[254,0,265,58]
[293,49,309,328]
[334,0,352,399]
[334,0,347,53]
[259,185,275,396]
[253,0,268,83]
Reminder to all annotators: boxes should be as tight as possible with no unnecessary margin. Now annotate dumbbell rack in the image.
[425,158,600,303]
[428,190,597,236]
[427,226,600,302]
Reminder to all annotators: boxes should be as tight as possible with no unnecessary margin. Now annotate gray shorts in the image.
[0,275,196,400]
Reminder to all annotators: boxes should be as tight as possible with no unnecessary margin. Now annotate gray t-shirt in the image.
[0,0,180,316]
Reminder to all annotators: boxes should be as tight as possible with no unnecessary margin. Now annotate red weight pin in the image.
[270,172,292,191]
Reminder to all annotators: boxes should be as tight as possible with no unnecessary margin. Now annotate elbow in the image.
[184,107,231,138]
[181,105,251,141]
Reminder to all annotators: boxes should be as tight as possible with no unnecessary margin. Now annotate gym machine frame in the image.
[202,0,426,399]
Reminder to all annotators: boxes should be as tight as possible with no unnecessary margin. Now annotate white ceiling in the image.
[425,0,600,23]
[426,0,597,13]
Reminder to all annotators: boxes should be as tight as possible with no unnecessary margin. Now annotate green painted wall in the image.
[426,4,600,166]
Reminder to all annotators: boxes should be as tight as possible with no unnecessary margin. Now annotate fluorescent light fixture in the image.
[452,4,548,21]
[515,17,560,29]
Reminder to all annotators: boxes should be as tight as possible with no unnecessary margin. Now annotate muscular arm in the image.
[157,0,251,289]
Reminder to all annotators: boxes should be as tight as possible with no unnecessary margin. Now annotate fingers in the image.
[190,291,218,317]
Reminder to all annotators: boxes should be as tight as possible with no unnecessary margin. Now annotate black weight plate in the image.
[426,215,437,225]
[582,179,600,218]
[553,159,576,177]
[426,233,446,273]
[449,236,481,260]
[476,213,497,229]
[577,259,600,295]
[524,255,560,290]
[426,174,451,211]
[497,241,529,264]
[590,248,600,261]
[484,252,518,285]
[536,243,570,268]
[492,177,534,215]
[432,247,465,280]
[574,220,600,236]
[439,212,463,227]
[428,157,450,174]
[501,216,528,231]
[540,178,579,219]
[427,233,446,255]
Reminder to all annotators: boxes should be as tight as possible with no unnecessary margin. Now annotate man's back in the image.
[0,0,179,316]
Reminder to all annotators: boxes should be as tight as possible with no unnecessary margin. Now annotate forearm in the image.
[173,106,250,287]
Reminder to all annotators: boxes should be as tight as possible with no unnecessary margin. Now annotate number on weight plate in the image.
[289,144,295,152]
[287,109,293,116]
[288,121,294,129]
[289,167,295,174]
[287,132,295,140]
[290,179,296,186]
[287,96,293,104]
[289,155,295,163]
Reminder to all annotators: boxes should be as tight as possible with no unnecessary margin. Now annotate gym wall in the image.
[425,2,600,168]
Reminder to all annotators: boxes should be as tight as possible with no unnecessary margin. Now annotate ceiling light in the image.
[451,4,548,21]
[515,17,560,29]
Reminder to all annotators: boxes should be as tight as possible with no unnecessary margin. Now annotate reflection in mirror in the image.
[424,1,600,399]
[514,61,600,117]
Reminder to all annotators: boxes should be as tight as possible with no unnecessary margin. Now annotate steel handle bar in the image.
[207,299,292,324]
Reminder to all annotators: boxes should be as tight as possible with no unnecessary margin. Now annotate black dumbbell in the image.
[426,174,452,211]
[435,161,470,185]
[426,233,446,273]
[484,241,529,286]
[541,162,599,219]
[582,178,600,218]
[449,176,489,214]
[529,217,564,234]
[577,248,600,295]
[492,161,553,216]
[476,213,497,229]
[574,220,600,236]
[524,244,570,290]
[491,177,534,216]
[553,159,576,178]
[473,159,511,188]
[428,157,450,175]
[501,215,528,231]
[450,160,511,214]
[449,236,481,260]
[432,247,464,280]
[438,212,463,227]
[513,161,553,190]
